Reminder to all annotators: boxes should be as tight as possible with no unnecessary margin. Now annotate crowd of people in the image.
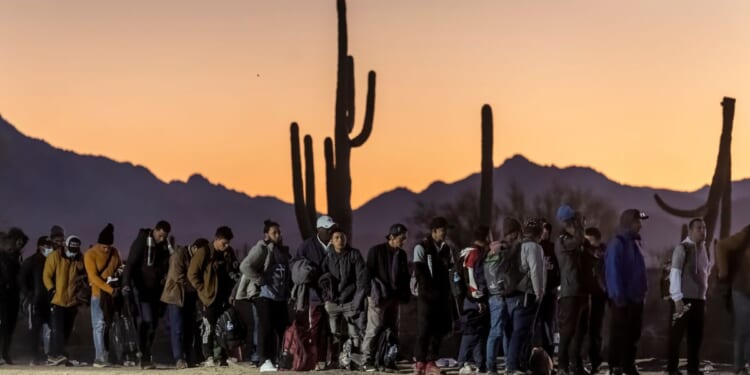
[0,204,748,375]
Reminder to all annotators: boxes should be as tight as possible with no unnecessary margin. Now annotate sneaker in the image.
[460,364,477,375]
[47,355,67,366]
[362,360,377,372]
[176,359,188,369]
[93,359,111,368]
[201,357,217,368]
[260,359,278,372]
[140,359,156,369]
[316,361,327,371]
[415,362,427,375]
[123,360,137,367]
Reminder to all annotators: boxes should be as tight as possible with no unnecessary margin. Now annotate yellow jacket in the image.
[83,244,122,298]
[43,250,85,307]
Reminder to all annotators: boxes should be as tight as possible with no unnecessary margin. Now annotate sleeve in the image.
[240,244,266,282]
[187,247,206,293]
[670,245,686,301]
[605,237,624,305]
[43,254,57,291]
[525,243,546,299]
[559,231,584,252]
[173,249,187,287]
[717,226,750,280]
[366,246,378,280]
[354,251,369,292]
[465,250,480,296]
[413,244,426,263]
[19,257,34,296]
[123,231,146,288]
[85,252,113,295]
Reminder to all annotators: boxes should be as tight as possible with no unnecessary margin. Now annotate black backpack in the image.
[374,328,399,371]
[215,306,247,351]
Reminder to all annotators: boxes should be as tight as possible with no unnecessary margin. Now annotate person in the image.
[321,227,368,369]
[238,220,292,372]
[19,236,54,365]
[361,224,411,372]
[188,226,238,367]
[50,225,65,250]
[554,205,590,375]
[716,223,750,374]
[413,217,455,375]
[666,218,710,375]
[605,209,649,375]
[485,217,522,375]
[580,227,607,374]
[43,235,86,366]
[84,223,123,368]
[539,220,560,359]
[122,220,172,369]
[457,226,490,375]
[292,216,337,369]
[161,239,199,369]
[0,228,29,365]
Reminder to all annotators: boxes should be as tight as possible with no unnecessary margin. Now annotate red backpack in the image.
[279,320,316,371]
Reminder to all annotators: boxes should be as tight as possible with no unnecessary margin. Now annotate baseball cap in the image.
[620,209,649,226]
[556,204,577,223]
[386,223,408,239]
[316,216,336,230]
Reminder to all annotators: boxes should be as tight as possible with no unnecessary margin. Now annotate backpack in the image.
[660,242,689,300]
[108,296,140,364]
[484,241,529,296]
[279,320,316,371]
[449,248,467,298]
[215,306,247,351]
[374,327,399,370]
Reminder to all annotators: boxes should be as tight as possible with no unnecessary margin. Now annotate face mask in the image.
[65,249,78,258]
[42,247,54,257]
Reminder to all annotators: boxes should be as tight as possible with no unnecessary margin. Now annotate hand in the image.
[674,299,685,314]
[48,288,56,301]
[478,303,486,314]
[122,286,132,295]
[111,287,121,298]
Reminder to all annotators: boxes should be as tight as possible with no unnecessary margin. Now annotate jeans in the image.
[167,293,198,363]
[485,295,510,372]
[90,297,107,362]
[733,290,750,372]
[504,294,537,372]
[458,333,486,370]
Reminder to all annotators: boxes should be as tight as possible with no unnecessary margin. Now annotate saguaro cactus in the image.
[479,105,494,227]
[654,97,735,245]
[290,123,317,240]
[290,0,377,240]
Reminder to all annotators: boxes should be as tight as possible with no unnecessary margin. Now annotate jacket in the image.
[290,258,314,312]
[366,243,411,304]
[292,235,329,303]
[669,238,711,301]
[555,230,588,298]
[413,238,452,302]
[161,245,194,306]
[123,229,170,300]
[83,244,122,298]
[518,240,546,300]
[43,249,85,307]
[0,249,22,296]
[19,252,48,306]
[236,239,274,301]
[605,230,648,306]
[321,246,368,307]
[188,245,218,306]
[717,225,750,295]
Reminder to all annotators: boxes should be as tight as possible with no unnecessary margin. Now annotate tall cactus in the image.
[322,0,376,239]
[479,105,494,227]
[654,97,735,245]
[290,0,376,240]
[290,122,317,240]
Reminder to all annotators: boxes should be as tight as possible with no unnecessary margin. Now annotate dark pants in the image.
[457,309,489,370]
[200,302,227,361]
[558,296,589,371]
[608,302,644,372]
[28,302,50,360]
[539,290,558,358]
[49,305,77,357]
[415,298,450,363]
[667,299,705,373]
[136,297,163,362]
[234,299,259,362]
[579,295,606,369]
[0,292,20,361]
[167,292,198,363]
[255,297,289,364]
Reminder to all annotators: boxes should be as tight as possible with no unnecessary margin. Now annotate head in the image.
[213,226,234,251]
[152,220,171,244]
[97,223,115,249]
[619,209,648,234]
[37,236,53,256]
[474,225,490,246]
[65,235,82,256]
[191,238,210,255]
[386,223,408,249]
[502,217,522,243]
[330,228,348,252]
[556,204,580,235]
[687,218,706,243]
[263,219,282,244]
[584,227,602,246]
[6,228,28,252]
[522,219,544,242]
[541,220,552,241]
[50,225,65,247]
[316,216,336,244]
[430,217,449,243]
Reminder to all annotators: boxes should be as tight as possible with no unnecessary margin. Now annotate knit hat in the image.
[50,225,65,239]
[97,223,114,245]
[556,204,576,223]
[502,217,522,236]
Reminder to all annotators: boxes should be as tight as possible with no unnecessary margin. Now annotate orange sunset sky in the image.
[1,0,749,209]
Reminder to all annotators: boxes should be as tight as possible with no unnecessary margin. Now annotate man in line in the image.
[20,236,55,365]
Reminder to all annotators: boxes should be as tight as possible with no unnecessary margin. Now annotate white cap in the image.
[316,216,336,229]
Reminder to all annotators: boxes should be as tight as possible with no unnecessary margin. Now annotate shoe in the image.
[47,355,67,366]
[415,361,427,375]
[201,357,217,368]
[459,364,476,375]
[140,359,156,369]
[575,366,592,375]
[260,359,278,372]
[362,360,377,372]
[316,361,327,371]
[425,361,443,375]
[176,359,188,369]
[93,359,111,368]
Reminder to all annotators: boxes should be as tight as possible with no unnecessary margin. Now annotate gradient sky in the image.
[1,0,749,208]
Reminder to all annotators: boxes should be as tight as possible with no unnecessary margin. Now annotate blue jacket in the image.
[605,230,648,306]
